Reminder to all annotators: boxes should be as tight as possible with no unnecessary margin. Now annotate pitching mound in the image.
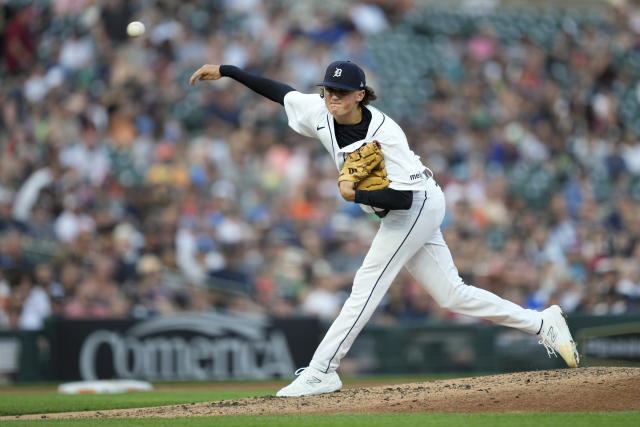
[6,367,640,420]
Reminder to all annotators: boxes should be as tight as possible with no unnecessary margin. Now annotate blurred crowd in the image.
[1,0,640,331]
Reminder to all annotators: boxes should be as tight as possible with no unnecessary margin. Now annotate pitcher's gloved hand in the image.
[338,141,390,191]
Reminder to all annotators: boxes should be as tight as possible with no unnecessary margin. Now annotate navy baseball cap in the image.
[317,60,366,91]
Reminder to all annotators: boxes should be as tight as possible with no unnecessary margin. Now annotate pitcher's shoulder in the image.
[284,91,325,110]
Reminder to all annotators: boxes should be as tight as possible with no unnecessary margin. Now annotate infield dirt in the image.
[4,367,639,420]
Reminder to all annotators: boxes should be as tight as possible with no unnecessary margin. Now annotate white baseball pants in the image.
[309,177,543,374]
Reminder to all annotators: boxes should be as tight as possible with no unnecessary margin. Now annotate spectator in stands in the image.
[0,270,10,328]
[2,4,36,74]
[301,262,344,321]
[15,273,50,330]
[64,258,129,319]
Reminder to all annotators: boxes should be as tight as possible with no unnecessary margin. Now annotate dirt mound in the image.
[5,367,640,420]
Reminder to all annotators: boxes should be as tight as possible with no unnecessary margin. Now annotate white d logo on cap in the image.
[333,68,342,78]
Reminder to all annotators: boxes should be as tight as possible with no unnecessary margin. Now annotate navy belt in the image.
[375,170,432,219]
[375,209,389,218]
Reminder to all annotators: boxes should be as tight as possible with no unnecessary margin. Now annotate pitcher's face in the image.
[323,87,364,118]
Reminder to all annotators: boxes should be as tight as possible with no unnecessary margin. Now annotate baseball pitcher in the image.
[189,60,579,397]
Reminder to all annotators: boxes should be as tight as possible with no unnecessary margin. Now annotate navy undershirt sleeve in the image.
[219,65,295,105]
[355,188,413,210]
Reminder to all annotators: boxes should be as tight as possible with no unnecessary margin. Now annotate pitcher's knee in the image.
[433,285,467,311]
[436,295,456,311]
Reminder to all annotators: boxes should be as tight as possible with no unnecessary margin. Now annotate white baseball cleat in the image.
[276,367,342,397]
[537,305,579,368]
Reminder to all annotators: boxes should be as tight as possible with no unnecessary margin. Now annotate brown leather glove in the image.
[338,141,390,191]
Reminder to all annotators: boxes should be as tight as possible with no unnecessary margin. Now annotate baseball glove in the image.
[338,141,390,191]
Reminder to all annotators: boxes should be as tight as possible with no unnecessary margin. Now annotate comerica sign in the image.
[49,313,319,382]
[78,313,295,381]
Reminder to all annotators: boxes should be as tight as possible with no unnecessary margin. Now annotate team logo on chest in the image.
[333,68,342,78]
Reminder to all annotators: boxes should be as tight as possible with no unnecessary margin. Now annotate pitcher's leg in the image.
[308,257,396,374]
[405,236,542,334]
[309,192,437,373]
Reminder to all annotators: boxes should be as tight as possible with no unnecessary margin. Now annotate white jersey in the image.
[283,91,428,192]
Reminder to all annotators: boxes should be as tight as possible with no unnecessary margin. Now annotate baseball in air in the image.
[126,21,145,37]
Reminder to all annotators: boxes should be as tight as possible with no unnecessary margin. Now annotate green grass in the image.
[2,412,640,426]
[0,373,473,417]
[0,389,274,416]
[0,376,636,426]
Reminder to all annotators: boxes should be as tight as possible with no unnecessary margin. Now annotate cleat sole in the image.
[558,342,579,368]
